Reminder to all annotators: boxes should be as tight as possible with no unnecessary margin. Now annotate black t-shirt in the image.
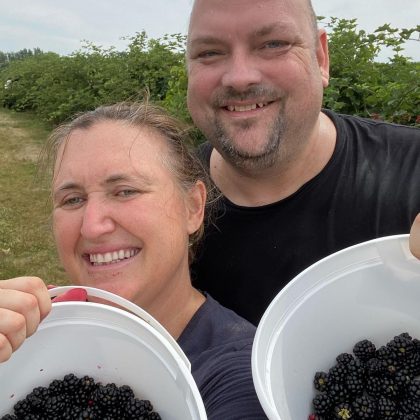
[191,110,420,326]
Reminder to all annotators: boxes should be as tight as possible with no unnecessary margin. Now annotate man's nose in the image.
[221,51,262,92]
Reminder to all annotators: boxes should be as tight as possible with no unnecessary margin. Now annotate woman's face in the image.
[52,120,204,312]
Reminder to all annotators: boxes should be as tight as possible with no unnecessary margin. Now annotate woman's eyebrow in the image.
[104,173,153,186]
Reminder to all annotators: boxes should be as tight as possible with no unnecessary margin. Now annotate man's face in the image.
[186,0,329,171]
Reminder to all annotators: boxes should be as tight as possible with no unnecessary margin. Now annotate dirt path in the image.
[0,109,44,163]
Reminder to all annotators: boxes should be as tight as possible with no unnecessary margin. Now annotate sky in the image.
[0,0,419,60]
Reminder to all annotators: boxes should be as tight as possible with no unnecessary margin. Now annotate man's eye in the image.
[263,40,289,49]
[197,50,221,59]
[116,189,138,198]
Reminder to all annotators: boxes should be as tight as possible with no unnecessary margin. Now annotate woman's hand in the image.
[410,213,420,259]
[0,277,51,362]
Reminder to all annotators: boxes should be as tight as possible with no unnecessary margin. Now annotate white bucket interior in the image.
[252,234,420,420]
[0,300,207,419]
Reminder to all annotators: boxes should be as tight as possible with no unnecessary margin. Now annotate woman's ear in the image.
[186,180,206,235]
[409,213,420,259]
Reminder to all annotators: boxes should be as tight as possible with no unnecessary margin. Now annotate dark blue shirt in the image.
[178,294,268,419]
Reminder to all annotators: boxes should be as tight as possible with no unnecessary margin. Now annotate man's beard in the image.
[208,85,287,171]
[210,111,286,171]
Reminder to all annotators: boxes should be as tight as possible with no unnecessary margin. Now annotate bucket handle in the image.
[48,286,191,371]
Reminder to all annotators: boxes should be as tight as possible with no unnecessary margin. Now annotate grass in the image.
[0,108,68,284]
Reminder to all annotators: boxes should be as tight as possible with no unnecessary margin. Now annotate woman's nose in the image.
[80,197,115,239]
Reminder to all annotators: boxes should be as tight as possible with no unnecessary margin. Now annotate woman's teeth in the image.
[89,248,138,266]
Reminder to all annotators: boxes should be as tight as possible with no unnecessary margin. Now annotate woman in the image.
[0,101,267,419]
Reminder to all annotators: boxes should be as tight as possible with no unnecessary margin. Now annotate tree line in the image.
[0,18,419,138]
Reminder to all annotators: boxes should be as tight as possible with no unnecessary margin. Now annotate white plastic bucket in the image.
[0,286,207,419]
[252,234,420,420]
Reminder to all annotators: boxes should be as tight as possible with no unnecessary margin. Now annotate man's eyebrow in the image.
[252,22,295,37]
[188,22,296,50]
[188,36,223,49]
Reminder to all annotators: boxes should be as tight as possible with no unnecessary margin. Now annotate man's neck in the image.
[209,113,337,207]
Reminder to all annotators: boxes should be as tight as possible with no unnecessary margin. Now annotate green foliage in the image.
[0,22,419,130]
[0,32,187,124]
[322,18,419,125]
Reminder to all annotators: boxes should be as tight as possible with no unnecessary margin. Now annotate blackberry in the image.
[62,373,80,394]
[393,369,412,394]
[327,383,350,404]
[406,351,420,376]
[312,393,332,416]
[119,384,135,406]
[329,364,347,385]
[388,335,414,360]
[93,383,120,409]
[12,399,31,417]
[4,374,161,419]
[365,357,383,376]
[365,376,383,399]
[47,378,65,396]
[352,395,376,419]
[399,414,418,420]
[381,376,398,399]
[346,358,365,379]
[309,332,420,420]
[397,398,417,417]
[398,332,412,340]
[345,374,364,397]
[62,405,82,420]
[412,338,420,352]
[44,394,67,416]
[333,402,353,419]
[377,396,396,419]
[380,356,399,376]
[77,406,97,419]
[408,378,420,400]
[74,375,97,406]
[102,405,124,418]
[376,345,394,360]
[353,339,376,362]
[336,353,354,366]
[125,397,153,419]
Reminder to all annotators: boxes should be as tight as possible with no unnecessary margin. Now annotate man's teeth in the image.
[89,249,137,266]
[227,103,266,112]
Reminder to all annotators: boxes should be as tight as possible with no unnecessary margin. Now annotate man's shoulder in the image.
[323,109,420,139]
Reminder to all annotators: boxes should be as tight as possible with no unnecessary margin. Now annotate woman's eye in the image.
[62,196,84,207]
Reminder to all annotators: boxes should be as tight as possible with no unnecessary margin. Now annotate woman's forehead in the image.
[59,121,168,161]
[54,121,169,181]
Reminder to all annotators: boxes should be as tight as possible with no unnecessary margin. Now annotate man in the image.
[186,0,420,325]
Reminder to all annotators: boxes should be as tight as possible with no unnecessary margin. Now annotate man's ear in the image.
[316,28,330,88]
[186,180,206,235]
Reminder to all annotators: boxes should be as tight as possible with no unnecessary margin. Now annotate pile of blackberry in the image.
[1,373,162,420]
[308,332,420,419]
